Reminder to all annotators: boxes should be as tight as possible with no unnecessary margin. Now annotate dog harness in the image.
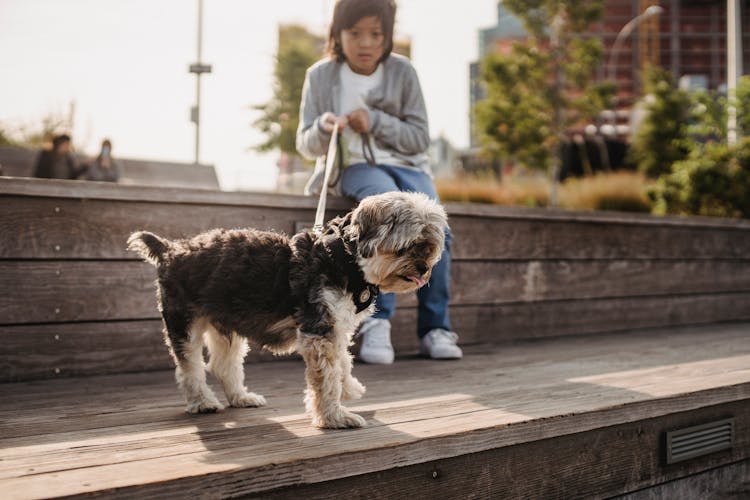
[318,216,379,314]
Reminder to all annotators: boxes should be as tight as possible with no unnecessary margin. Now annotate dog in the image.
[127,191,448,428]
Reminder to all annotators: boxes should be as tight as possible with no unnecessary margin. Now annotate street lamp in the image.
[190,0,212,165]
[606,5,664,84]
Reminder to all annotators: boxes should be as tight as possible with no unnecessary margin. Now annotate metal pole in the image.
[727,0,743,146]
[195,0,203,164]
[607,6,664,83]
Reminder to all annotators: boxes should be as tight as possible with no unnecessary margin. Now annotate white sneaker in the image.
[357,318,395,364]
[420,329,463,360]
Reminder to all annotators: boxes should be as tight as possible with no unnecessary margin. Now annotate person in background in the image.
[296,0,462,364]
[33,133,85,180]
[85,138,121,182]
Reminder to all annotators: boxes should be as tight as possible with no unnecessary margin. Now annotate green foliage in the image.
[736,76,750,136]
[0,109,72,149]
[628,66,691,178]
[650,137,750,218]
[475,43,553,169]
[689,89,727,141]
[0,125,17,147]
[475,0,612,172]
[252,25,321,155]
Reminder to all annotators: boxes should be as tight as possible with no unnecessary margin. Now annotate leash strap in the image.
[312,121,340,236]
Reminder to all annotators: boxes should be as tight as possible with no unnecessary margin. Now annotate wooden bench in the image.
[1,176,749,497]
[0,147,219,190]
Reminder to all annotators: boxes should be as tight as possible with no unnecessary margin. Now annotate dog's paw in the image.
[341,377,366,400]
[229,392,267,408]
[314,407,367,429]
[186,397,224,414]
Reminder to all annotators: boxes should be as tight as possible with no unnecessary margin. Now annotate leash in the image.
[312,121,340,236]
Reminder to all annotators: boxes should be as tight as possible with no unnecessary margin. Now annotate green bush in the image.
[628,67,692,178]
[650,137,750,218]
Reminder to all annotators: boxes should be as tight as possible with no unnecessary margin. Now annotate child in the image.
[296,0,461,364]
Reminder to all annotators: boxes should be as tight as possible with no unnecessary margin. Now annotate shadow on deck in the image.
[2,324,749,498]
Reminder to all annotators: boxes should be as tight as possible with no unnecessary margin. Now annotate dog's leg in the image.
[205,328,266,408]
[339,334,365,401]
[298,334,366,428]
[165,315,223,414]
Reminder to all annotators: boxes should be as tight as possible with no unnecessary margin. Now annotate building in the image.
[470,0,750,144]
[596,0,750,122]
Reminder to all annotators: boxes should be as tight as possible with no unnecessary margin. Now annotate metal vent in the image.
[666,418,734,464]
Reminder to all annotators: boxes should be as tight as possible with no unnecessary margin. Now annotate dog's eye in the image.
[395,248,408,257]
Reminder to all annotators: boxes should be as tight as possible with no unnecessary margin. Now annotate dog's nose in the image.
[416,261,428,275]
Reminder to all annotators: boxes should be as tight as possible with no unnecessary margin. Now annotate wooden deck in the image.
[2,177,750,497]
[2,323,749,499]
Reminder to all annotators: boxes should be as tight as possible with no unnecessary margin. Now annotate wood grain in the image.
[0,195,341,259]
[259,402,750,500]
[449,215,750,260]
[4,258,749,325]
[0,324,748,498]
[3,293,750,381]
[3,178,750,260]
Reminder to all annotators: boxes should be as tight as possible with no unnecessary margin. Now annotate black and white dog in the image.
[128,191,448,428]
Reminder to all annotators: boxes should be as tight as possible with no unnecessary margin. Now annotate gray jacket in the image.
[296,54,431,194]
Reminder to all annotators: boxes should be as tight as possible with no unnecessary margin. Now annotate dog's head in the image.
[346,191,448,294]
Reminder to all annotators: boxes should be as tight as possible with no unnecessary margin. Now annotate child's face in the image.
[339,16,385,75]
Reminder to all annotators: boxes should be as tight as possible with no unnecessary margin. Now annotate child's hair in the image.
[327,0,396,63]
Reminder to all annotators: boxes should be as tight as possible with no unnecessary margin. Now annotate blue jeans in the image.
[341,163,452,338]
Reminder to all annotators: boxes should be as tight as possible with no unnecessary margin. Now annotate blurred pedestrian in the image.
[33,133,85,179]
[85,138,121,182]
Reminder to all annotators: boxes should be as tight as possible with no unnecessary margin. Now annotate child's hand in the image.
[347,109,369,133]
[320,112,348,133]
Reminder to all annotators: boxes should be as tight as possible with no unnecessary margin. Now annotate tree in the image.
[252,25,321,155]
[628,66,691,178]
[475,0,613,179]
[650,137,750,218]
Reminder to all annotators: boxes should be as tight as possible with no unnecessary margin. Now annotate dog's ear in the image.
[348,197,393,258]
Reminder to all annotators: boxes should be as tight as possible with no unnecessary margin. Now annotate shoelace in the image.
[429,329,458,344]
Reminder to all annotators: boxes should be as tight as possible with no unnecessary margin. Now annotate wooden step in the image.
[3,177,750,382]
[2,323,749,499]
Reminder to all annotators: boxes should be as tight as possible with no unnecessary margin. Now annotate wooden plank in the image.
[0,148,36,177]
[0,320,284,383]
[3,176,749,230]
[3,177,750,260]
[4,258,749,325]
[0,176,352,210]
[0,261,157,324]
[391,293,750,348]
[117,158,219,190]
[401,258,750,307]
[617,459,750,499]
[0,195,339,259]
[0,149,220,189]
[2,193,748,260]
[0,324,748,498]
[449,214,750,260]
[0,321,169,382]
[258,401,750,499]
[2,293,750,381]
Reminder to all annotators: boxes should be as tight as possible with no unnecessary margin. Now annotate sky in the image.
[0,0,498,191]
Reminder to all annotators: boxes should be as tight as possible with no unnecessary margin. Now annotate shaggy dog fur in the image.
[128,191,447,428]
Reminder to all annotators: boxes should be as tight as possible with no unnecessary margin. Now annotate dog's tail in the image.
[127,231,170,266]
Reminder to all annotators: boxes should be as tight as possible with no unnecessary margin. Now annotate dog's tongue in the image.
[408,276,428,288]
